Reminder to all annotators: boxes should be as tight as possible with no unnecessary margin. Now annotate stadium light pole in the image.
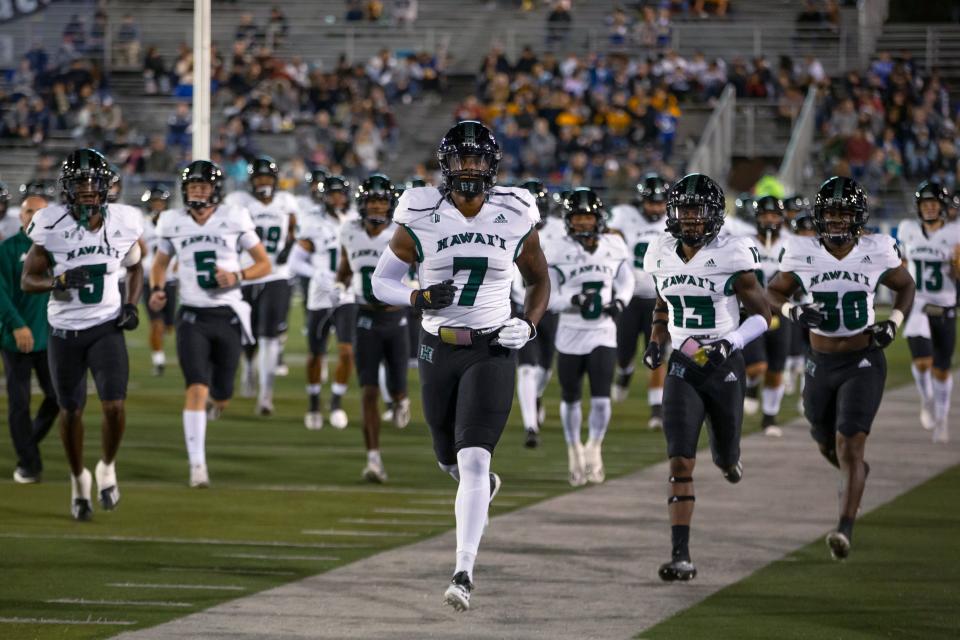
[192,0,212,160]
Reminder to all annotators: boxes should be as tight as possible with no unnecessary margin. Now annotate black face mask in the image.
[450,175,485,197]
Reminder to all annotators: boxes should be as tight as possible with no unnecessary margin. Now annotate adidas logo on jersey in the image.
[493,214,508,223]
[113,230,122,237]
[858,358,872,368]
[861,255,872,263]
[705,258,717,267]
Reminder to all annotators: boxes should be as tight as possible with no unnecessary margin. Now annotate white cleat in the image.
[393,398,411,429]
[381,408,395,422]
[743,396,760,416]
[274,363,289,377]
[443,572,473,612]
[256,400,274,417]
[329,409,348,429]
[94,460,119,511]
[920,402,935,431]
[71,468,93,521]
[362,459,388,483]
[762,425,784,438]
[647,415,664,430]
[933,418,950,444]
[567,443,587,487]
[611,384,629,403]
[304,412,324,430]
[584,439,605,484]
[190,463,210,488]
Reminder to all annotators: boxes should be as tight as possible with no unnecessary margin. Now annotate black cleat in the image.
[722,460,743,484]
[826,531,851,560]
[524,428,539,449]
[659,558,697,581]
[72,498,93,522]
[443,571,474,611]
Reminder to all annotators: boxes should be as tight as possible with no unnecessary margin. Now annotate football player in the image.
[643,173,771,581]
[742,195,791,435]
[149,161,270,487]
[225,156,299,415]
[21,148,144,521]
[514,178,564,448]
[337,174,411,482]
[609,173,669,428]
[897,180,960,443]
[139,183,176,376]
[0,181,22,241]
[768,176,915,560]
[781,194,812,394]
[371,121,549,611]
[107,166,122,203]
[548,188,634,485]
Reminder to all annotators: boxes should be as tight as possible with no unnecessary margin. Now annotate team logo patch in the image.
[668,361,686,379]
[805,359,816,377]
[419,344,434,363]
[493,213,508,223]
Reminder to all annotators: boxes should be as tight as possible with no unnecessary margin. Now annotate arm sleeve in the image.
[722,313,768,351]
[288,243,314,278]
[371,245,415,307]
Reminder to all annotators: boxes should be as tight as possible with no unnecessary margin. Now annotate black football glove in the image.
[866,320,897,349]
[570,291,598,310]
[413,279,457,310]
[53,266,91,291]
[603,299,625,319]
[116,303,140,331]
[275,243,293,265]
[643,340,663,370]
[700,339,732,367]
[786,301,825,328]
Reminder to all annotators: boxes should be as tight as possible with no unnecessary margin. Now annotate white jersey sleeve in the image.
[299,214,342,310]
[340,219,395,306]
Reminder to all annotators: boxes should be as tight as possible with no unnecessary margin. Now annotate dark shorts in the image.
[176,306,243,401]
[907,312,957,371]
[519,310,559,368]
[143,281,177,326]
[354,307,409,393]
[787,316,808,357]
[47,319,129,411]
[741,320,790,372]
[662,350,745,468]
[307,308,335,356]
[557,346,617,402]
[418,329,517,465]
[803,346,886,446]
[334,303,357,344]
[242,280,292,339]
[616,296,655,367]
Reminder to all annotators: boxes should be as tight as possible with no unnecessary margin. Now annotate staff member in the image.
[0,192,58,483]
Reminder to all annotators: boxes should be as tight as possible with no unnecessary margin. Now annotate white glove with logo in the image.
[495,318,535,350]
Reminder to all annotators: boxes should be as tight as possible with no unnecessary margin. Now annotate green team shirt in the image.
[0,230,49,353]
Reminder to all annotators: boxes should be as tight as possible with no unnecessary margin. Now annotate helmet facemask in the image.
[442,151,496,197]
[65,176,109,230]
[816,208,861,248]
[667,203,721,248]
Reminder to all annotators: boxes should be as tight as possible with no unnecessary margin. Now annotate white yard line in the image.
[0,532,371,550]
[373,508,453,515]
[0,616,137,626]
[46,598,192,608]
[300,529,419,538]
[338,518,451,527]
[214,553,340,562]
[158,567,296,576]
[106,583,246,592]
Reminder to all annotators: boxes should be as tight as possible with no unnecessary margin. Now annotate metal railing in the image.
[686,84,735,183]
[778,86,818,195]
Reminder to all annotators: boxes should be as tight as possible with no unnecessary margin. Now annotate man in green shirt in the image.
[0,192,57,483]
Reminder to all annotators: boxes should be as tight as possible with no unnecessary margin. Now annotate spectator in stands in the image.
[115,15,142,68]
[905,127,937,178]
[54,35,81,70]
[693,0,728,19]
[62,15,86,52]
[268,6,289,48]
[143,134,178,175]
[11,59,35,100]
[634,6,658,49]
[546,0,573,48]
[24,41,48,75]
[655,7,673,49]
[607,7,631,47]
[166,101,192,151]
[392,0,418,27]
[173,47,194,98]
[844,125,874,180]
[526,117,557,173]
[354,118,383,171]
[236,13,260,46]
[366,0,385,21]
[346,0,364,21]
[143,47,171,95]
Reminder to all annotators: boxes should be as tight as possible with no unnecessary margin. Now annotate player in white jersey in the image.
[722,193,758,238]
[768,176,915,561]
[0,182,21,241]
[225,156,299,415]
[21,149,144,521]
[781,194,813,394]
[138,184,176,376]
[608,173,669,428]
[149,161,270,488]
[513,179,564,448]
[548,189,634,486]
[897,181,960,443]
[741,195,791,436]
[643,173,771,582]
[335,175,411,482]
[371,121,549,611]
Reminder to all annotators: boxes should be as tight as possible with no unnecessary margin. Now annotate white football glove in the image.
[495,317,534,350]
[329,281,346,307]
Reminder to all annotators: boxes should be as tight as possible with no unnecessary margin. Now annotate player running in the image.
[139,183,176,376]
[768,176,915,560]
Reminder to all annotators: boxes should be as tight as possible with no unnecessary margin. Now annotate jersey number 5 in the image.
[453,257,488,306]
[195,251,218,289]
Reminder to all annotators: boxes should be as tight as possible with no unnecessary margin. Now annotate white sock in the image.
[536,366,551,397]
[647,386,663,407]
[258,338,280,403]
[183,410,207,467]
[517,365,539,431]
[932,375,953,422]
[151,350,165,366]
[331,382,348,397]
[912,364,933,404]
[378,363,391,404]
[454,447,491,581]
[560,400,582,445]
[587,396,611,442]
[367,449,382,466]
[761,384,786,416]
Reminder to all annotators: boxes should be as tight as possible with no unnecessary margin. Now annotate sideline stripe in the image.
[159,567,296,576]
[373,508,452,515]
[106,583,246,592]
[0,616,137,626]
[301,529,419,538]
[338,518,451,527]
[214,553,339,562]
[47,598,191,608]
[0,532,371,550]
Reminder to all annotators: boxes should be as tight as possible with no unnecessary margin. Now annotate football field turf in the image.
[0,306,948,639]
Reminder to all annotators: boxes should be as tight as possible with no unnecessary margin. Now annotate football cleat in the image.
[722,460,743,484]
[933,417,949,444]
[190,463,210,488]
[743,396,760,416]
[524,428,539,449]
[443,571,473,612]
[71,468,93,521]
[611,383,629,403]
[304,412,324,430]
[658,558,697,581]
[567,443,587,487]
[274,363,289,377]
[329,409,348,430]
[393,398,411,429]
[920,404,935,431]
[826,531,850,560]
[206,401,222,421]
[72,498,93,521]
[256,400,274,417]
[362,459,388,483]
[94,460,119,511]
[584,439,605,484]
[13,467,39,484]
[648,415,664,430]
[381,408,394,422]
[762,425,783,437]
[152,363,165,377]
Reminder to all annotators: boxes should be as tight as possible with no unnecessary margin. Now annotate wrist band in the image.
[889,309,905,328]
[780,301,795,317]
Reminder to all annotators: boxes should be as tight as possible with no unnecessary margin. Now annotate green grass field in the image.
[0,305,939,639]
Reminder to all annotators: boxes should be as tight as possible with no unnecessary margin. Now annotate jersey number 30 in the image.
[812,290,868,331]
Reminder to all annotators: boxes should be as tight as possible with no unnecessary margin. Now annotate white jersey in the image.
[750,232,788,287]
[510,216,566,306]
[608,204,666,298]
[299,213,342,310]
[225,190,299,283]
[721,215,756,238]
[779,234,902,338]
[27,203,143,331]
[340,218,395,306]
[141,212,176,282]
[896,219,960,308]
[548,234,634,355]
[645,233,760,344]
[0,213,20,241]
[394,186,539,335]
